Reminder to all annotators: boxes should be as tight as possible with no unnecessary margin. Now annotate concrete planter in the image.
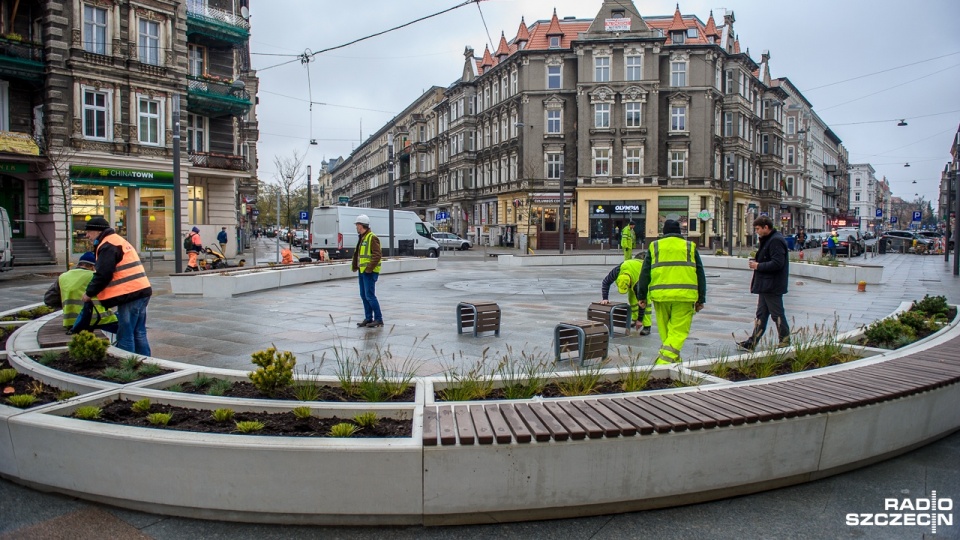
[170,257,438,297]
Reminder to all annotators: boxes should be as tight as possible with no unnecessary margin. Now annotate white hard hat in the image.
[354,214,370,225]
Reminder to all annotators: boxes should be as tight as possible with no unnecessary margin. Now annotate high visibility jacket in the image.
[95,233,151,305]
[647,236,699,303]
[280,248,294,264]
[621,227,635,249]
[357,231,382,273]
[57,269,117,328]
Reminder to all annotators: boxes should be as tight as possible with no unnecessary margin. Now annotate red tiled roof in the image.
[526,19,591,50]
[733,38,741,53]
[480,45,493,68]
[704,11,720,38]
[668,5,686,31]
[545,8,562,35]
[495,32,510,57]
[646,16,710,45]
[515,17,530,43]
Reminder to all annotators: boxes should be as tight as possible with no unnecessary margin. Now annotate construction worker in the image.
[637,219,706,365]
[43,251,118,334]
[185,226,203,271]
[621,221,636,261]
[599,258,644,330]
[280,246,295,264]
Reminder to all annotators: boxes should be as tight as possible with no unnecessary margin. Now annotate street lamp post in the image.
[727,163,735,255]
[172,95,183,273]
[387,133,395,257]
[954,133,960,275]
[558,162,565,254]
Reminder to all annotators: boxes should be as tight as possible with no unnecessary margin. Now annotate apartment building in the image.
[0,0,257,265]
[849,163,878,231]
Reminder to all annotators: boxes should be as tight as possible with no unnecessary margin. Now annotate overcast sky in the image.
[248,0,960,211]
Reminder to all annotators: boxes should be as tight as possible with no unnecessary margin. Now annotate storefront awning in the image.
[0,131,40,156]
[70,165,174,188]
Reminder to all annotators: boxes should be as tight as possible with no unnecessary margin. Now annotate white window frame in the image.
[81,86,111,141]
[137,95,164,146]
[669,150,687,178]
[670,106,686,132]
[786,116,796,135]
[188,44,205,77]
[723,112,733,137]
[594,103,610,128]
[625,102,642,127]
[671,61,687,87]
[549,36,560,49]
[546,152,563,180]
[82,4,108,55]
[547,65,561,89]
[594,56,610,82]
[624,147,643,176]
[546,109,562,134]
[510,70,518,94]
[787,146,795,165]
[626,55,642,81]
[186,113,208,153]
[138,18,161,65]
[593,147,610,176]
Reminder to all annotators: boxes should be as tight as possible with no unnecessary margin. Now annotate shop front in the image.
[588,200,646,248]
[69,166,175,255]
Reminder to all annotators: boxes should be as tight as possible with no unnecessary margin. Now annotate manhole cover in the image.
[445,278,597,295]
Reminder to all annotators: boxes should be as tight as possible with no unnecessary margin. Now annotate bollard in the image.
[148,248,154,271]
[857,280,866,293]
[798,250,804,260]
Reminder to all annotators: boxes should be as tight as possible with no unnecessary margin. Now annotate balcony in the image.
[189,151,250,172]
[0,37,44,83]
[186,3,250,45]
[824,185,836,194]
[758,189,781,201]
[781,195,811,208]
[186,76,252,118]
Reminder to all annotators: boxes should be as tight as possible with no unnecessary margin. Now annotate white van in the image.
[0,207,13,271]
[309,206,440,260]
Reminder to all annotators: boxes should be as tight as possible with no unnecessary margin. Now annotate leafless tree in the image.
[38,134,83,270]
[271,150,306,228]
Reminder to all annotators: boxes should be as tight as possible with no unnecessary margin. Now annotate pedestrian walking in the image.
[636,219,706,364]
[217,226,228,254]
[737,215,790,352]
[796,228,806,255]
[827,229,839,258]
[599,258,645,331]
[185,226,203,271]
[351,214,383,328]
[621,221,636,261]
[80,217,153,356]
[43,251,118,334]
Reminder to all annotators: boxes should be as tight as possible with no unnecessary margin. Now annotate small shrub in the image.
[5,394,37,408]
[556,361,607,397]
[137,363,162,377]
[37,352,59,366]
[56,390,78,401]
[496,347,550,399]
[131,398,151,414]
[68,331,108,365]
[211,408,234,422]
[292,371,321,401]
[248,346,296,397]
[897,311,930,334]
[617,357,653,393]
[291,405,312,420]
[913,294,949,317]
[73,406,102,419]
[235,420,265,433]
[206,379,233,397]
[864,318,915,348]
[167,383,185,393]
[438,355,496,401]
[353,411,379,428]
[192,374,213,388]
[103,367,138,383]
[119,355,141,371]
[329,422,358,437]
[101,367,121,380]
[146,412,172,426]
[27,380,45,396]
[0,368,17,385]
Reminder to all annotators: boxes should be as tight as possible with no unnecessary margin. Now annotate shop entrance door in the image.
[0,176,25,238]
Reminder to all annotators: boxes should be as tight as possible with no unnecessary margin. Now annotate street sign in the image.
[759,212,768,217]
[251,209,259,216]
[890,216,898,224]
[299,211,309,225]
[338,196,349,204]
[876,208,883,218]
[697,210,712,220]
[435,211,448,221]
[913,211,922,222]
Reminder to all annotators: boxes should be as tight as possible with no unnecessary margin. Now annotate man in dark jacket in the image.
[737,216,789,351]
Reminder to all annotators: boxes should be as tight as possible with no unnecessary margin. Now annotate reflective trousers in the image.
[653,301,696,365]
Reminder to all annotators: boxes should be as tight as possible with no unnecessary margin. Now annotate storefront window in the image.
[188,185,205,224]
[658,196,690,236]
[140,188,174,251]
[588,201,645,245]
[71,185,106,253]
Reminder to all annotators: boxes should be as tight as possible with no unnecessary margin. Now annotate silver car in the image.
[432,232,471,250]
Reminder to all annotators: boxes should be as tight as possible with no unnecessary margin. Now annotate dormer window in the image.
[549,36,560,48]
[671,31,684,44]
[612,10,624,18]
[687,28,697,39]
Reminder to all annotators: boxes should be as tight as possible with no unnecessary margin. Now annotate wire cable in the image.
[802,51,960,92]
[818,63,960,112]
[475,0,495,53]
[258,89,396,114]
[829,109,960,127]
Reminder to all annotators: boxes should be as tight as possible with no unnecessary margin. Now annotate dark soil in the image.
[0,306,55,322]
[38,352,174,383]
[1,360,73,409]
[174,379,417,403]
[435,378,682,401]
[857,306,958,349]
[0,327,11,349]
[90,399,412,437]
[712,354,859,382]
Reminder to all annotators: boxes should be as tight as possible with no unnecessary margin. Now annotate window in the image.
[671,32,684,44]
[593,148,610,176]
[723,112,733,136]
[138,19,160,65]
[855,177,860,187]
[138,98,162,145]
[855,192,861,202]
[82,88,109,140]
[625,102,642,127]
[594,56,610,82]
[626,55,641,81]
[725,70,734,94]
[687,27,698,39]
[188,44,205,77]
[546,109,561,134]
[547,65,561,89]
[669,151,686,178]
[786,116,796,135]
[761,134,769,154]
[187,185,205,225]
[186,114,207,152]
[671,61,687,87]
[547,153,563,179]
[510,70,518,94]
[549,36,560,49]
[594,103,610,128]
[670,106,686,131]
[785,176,794,195]
[787,146,795,165]
[83,5,107,55]
[625,148,642,176]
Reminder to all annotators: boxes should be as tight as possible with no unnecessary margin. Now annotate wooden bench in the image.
[423,332,960,446]
[554,319,608,365]
[456,301,501,337]
[587,302,632,337]
[36,316,108,348]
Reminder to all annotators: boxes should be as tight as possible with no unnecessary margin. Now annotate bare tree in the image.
[38,135,83,270]
[271,150,306,228]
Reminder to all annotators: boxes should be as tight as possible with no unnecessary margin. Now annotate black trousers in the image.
[749,293,790,344]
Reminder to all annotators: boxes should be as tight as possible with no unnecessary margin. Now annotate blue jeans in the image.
[358,272,382,322]
[116,296,151,356]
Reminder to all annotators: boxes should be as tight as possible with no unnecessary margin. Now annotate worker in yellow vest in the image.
[620,221,636,261]
[351,214,383,328]
[637,220,706,364]
[43,251,118,333]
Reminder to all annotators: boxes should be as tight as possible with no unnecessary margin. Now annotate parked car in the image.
[821,228,864,257]
[805,232,827,249]
[432,232,472,250]
[292,230,308,247]
[916,230,953,250]
[880,230,934,253]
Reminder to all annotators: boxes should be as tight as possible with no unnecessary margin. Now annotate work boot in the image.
[779,336,791,347]
[356,319,371,327]
[639,326,651,336]
[736,340,755,352]
[367,320,384,328]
